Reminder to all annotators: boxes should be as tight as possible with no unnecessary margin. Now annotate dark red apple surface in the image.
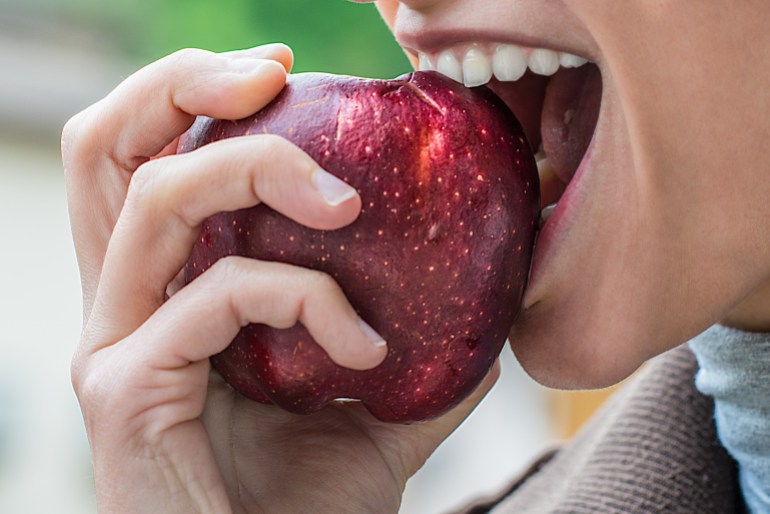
[182,71,539,423]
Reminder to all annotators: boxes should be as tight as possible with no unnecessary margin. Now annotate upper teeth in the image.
[419,43,589,88]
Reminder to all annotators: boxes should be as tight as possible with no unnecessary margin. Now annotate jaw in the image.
[506,73,651,389]
[378,0,770,391]
[508,60,770,389]
[384,22,645,389]
[376,0,770,390]
[504,65,722,390]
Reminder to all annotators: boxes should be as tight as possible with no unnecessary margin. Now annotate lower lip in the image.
[523,139,595,308]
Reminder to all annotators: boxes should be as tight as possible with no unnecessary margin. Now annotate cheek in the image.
[584,2,770,164]
[375,0,419,68]
[375,0,399,28]
[516,0,770,388]
[584,4,770,273]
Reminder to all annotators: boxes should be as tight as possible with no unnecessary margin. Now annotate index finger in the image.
[109,44,293,171]
[62,44,293,314]
[64,43,293,174]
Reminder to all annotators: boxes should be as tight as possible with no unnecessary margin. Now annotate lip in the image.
[397,28,585,59]
[524,136,596,309]
[517,62,618,328]
[398,28,606,309]
[392,9,611,358]
[509,78,623,389]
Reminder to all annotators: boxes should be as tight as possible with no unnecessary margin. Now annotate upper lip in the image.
[396,28,570,57]
[392,2,600,65]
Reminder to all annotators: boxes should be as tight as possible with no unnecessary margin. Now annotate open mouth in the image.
[416,43,602,228]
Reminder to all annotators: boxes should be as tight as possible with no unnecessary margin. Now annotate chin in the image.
[508,299,650,390]
[382,2,770,391]
[393,37,632,386]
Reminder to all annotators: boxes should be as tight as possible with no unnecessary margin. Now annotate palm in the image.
[66,44,503,514]
[200,368,497,514]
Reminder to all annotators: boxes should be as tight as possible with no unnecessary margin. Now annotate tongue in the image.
[541,64,602,184]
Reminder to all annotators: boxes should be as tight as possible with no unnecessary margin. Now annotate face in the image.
[352,0,770,388]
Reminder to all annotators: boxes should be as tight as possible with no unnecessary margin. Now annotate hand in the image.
[63,45,498,514]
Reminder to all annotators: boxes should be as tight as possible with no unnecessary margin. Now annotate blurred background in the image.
[0,0,616,512]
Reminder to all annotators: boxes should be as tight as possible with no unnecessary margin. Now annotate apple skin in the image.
[182,71,539,423]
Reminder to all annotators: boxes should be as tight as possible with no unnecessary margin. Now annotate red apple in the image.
[182,71,539,423]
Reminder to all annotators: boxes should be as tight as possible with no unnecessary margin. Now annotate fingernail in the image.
[358,318,388,349]
[311,168,358,206]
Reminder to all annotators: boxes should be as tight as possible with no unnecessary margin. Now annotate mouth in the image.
[413,42,602,229]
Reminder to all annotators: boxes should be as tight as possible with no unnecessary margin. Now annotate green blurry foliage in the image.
[63,0,410,78]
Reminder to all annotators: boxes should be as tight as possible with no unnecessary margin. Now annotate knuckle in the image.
[208,255,247,284]
[255,132,288,150]
[70,340,150,427]
[241,133,293,164]
[70,350,87,396]
[166,47,213,70]
[61,105,103,179]
[60,112,83,164]
[161,48,218,93]
[119,164,162,227]
[125,155,201,228]
[73,364,134,431]
[72,365,101,407]
[207,256,253,325]
[71,354,112,414]
[245,134,303,195]
[307,268,339,295]
[125,160,160,206]
[260,134,298,163]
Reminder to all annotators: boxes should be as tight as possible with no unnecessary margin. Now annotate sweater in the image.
[454,343,743,513]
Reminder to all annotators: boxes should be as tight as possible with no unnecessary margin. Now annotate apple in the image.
[182,71,539,423]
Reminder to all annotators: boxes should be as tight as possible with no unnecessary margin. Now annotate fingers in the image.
[109,45,291,168]
[62,44,294,317]
[88,134,361,340]
[222,45,294,70]
[66,44,293,173]
[124,257,387,371]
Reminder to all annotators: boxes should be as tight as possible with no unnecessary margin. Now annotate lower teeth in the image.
[535,148,567,228]
[539,203,557,227]
[536,153,567,209]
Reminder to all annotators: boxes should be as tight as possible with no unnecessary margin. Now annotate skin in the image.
[362,0,770,388]
[63,1,770,512]
[65,44,497,513]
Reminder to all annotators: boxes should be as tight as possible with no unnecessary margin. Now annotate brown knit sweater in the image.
[455,345,743,513]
